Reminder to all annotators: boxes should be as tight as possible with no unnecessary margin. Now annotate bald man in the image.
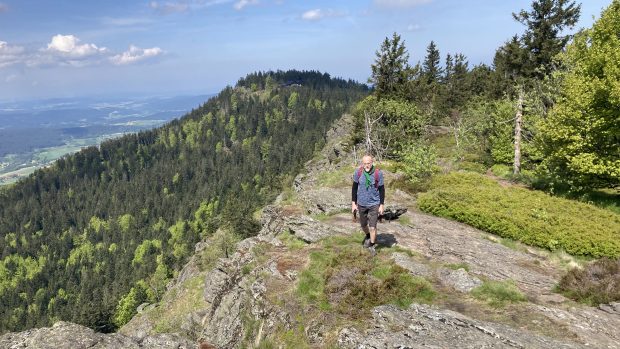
[352,155,385,256]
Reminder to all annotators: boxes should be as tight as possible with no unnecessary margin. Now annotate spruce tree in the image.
[422,41,442,84]
[369,32,410,99]
[513,0,581,78]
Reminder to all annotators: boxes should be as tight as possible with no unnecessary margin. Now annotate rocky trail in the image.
[2,115,619,348]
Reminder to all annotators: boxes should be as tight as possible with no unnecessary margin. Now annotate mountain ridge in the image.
[3,112,619,348]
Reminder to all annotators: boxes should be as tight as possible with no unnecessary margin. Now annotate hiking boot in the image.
[362,234,370,247]
[368,245,376,256]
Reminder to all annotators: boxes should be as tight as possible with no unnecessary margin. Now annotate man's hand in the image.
[352,202,357,213]
[379,204,384,215]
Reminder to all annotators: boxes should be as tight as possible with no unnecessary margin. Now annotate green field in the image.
[0,133,127,185]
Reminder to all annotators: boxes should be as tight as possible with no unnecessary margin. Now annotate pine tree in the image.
[422,41,442,84]
[369,32,410,99]
[513,0,581,78]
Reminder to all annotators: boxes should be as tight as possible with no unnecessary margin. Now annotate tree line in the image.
[359,0,618,192]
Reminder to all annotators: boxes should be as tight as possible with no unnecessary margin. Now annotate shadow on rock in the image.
[377,233,397,247]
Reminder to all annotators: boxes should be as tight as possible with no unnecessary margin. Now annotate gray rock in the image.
[0,321,193,349]
[337,304,588,349]
[437,268,483,293]
[300,187,349,215]
[293,173,305,192]
[391,252,432,277]
[599,302,620,315]
[203,268,231,305]
[201,287,245,348]
[285,215,347,243]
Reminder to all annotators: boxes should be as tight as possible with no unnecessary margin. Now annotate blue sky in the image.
[0,0,611,101]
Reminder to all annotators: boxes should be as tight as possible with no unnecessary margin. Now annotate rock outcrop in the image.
[0,322,193,349]
[338,304,588,349]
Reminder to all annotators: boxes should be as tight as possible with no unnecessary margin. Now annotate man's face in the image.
[362,156,373,172]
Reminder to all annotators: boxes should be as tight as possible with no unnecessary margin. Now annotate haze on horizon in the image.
[0,0,611,101]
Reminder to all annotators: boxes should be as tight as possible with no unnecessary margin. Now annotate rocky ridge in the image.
[2,113,619,348]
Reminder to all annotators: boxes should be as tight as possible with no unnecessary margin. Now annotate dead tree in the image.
[513,87,524,175]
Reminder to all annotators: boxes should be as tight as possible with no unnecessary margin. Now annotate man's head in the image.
[362,155,374,172]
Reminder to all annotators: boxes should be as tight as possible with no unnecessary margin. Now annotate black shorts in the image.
[358,205,379,228]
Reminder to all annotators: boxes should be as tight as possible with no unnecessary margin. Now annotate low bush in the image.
[556,258,620,305]
[456,161,487,174]
[297,233,435,317]
[417,172,620,258]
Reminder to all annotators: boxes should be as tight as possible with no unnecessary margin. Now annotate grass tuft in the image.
[471,280,527,308]
[445,263,470,272]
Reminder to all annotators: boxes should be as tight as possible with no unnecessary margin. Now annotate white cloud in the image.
[110,45,163,65]
[302,9,323,21]
[5,74,18,82]
[1,35,164,69]
[301,8,343,21]
[45,34,107,58]
[234,0,258,10]
[0,41,25,68]
[374,0,432,8]
[101,16,154,27]
[149,1,189,14]
[0,3,8,13]
[407,23,421,31]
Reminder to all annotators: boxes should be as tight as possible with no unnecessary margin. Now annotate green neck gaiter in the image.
[363,166,374,189]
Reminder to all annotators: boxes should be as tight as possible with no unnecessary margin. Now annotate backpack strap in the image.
[357,166,380,188]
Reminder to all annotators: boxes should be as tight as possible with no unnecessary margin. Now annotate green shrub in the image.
[490,164,511,178]
[471,280,527,308]
[417,172,620,258]
[398,142,439,184]
[556,258,620,305]
[456,162,487,174]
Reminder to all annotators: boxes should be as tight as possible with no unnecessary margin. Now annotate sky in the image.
[0,0,612,101]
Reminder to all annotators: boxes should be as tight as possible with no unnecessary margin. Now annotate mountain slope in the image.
[0,70,369,333]
[2,110,620,349]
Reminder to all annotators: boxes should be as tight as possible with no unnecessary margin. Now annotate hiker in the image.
[351,155,384,255]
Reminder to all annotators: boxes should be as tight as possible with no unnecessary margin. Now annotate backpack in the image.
[356,166,380,189]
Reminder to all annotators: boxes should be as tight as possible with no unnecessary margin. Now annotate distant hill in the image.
[0,94,214,184]
[0,70,368,333]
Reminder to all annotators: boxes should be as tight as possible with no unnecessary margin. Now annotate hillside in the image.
[3,113,619,349]
[0,70,369,334]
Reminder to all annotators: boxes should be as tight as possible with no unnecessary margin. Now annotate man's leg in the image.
[368,205,379,246]
[370,227,377,244]
[359,206,371,247]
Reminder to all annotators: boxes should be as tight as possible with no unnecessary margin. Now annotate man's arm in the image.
[351,181,358,212]
[378,185,385,215]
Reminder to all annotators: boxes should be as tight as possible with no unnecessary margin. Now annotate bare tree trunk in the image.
[363,111,385,160]
[513,87,524,175]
